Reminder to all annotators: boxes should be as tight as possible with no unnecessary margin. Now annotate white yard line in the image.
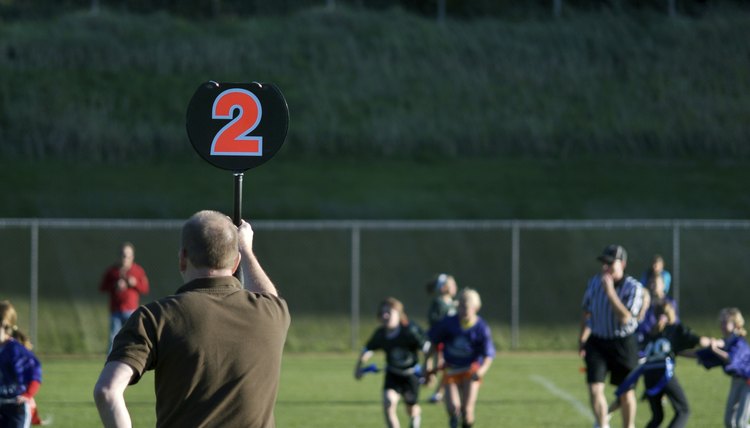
[530,374,594,422]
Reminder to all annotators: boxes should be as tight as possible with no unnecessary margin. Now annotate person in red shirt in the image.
[99,242,149,353]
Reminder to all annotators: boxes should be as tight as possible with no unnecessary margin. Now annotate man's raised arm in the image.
[238,220,278,296]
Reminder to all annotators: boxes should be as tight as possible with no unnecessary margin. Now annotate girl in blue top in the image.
[0,300,42,428]
[698,307,750,428]
[426,288,495,428]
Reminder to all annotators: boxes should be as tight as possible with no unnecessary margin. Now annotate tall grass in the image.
[0,5,748,161]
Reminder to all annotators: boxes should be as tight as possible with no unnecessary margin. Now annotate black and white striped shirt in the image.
[581,274,645,339]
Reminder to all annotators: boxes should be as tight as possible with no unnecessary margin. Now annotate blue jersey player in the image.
[0,301,42,428]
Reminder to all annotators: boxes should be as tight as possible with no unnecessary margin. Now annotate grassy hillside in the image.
[2,6,748,220]
[0,5,748,161]
[3,156,750,219]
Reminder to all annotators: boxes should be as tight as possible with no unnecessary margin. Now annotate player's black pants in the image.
[0,401,31,428]
[645,375,690,428]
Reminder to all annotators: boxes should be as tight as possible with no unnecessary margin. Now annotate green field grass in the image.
[38,352,727,427]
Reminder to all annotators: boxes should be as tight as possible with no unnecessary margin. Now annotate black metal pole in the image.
[233,172,243,226]
[233,172,244,284]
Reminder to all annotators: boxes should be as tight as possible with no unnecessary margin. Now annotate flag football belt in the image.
[443,362,480,384]
[615,357,674,398]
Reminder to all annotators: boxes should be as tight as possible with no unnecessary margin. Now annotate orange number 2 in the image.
[211,89,263,156]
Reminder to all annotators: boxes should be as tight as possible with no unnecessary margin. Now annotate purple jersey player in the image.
[426,288,495,428]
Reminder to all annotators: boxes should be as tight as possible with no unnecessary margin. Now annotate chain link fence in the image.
[1,218,749,354]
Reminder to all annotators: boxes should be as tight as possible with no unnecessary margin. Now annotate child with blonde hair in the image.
[0,300,43,427]
[698,307,750,428]
[425,288,495,428]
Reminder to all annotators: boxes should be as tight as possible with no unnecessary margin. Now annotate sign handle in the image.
[233,172,244,226]
[233,172,244,284]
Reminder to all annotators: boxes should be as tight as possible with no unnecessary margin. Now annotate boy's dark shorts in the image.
[383,371,421,405]
[584,334,638,387]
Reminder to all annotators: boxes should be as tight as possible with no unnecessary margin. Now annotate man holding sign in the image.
[93,211,290,427]
[94,81,290,427]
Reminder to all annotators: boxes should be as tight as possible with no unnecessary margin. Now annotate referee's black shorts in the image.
[584,334,638,387]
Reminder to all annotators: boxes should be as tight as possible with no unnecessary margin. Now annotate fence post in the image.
[350,224,361,351]
[553,0,563,17]
[672,222,680,308]
[511,222,520,349]
[30,221,39,346]
[437,0,446,23]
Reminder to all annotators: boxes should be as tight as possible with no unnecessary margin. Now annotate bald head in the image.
[181,210,239,270]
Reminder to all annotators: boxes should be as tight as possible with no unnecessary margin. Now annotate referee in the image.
[579,244,645,428]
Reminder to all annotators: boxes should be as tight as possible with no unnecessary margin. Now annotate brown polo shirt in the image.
[108,276,290,428]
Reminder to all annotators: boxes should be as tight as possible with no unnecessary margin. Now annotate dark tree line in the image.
[0,0,723,20]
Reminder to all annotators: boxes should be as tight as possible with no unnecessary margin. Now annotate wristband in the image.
[21,380,40,399]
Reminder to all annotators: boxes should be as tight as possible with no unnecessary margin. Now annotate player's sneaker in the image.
[592,413,611,428]
[429,392,442,403]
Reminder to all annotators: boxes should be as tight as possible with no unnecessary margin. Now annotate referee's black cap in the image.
[597,244,627,264]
